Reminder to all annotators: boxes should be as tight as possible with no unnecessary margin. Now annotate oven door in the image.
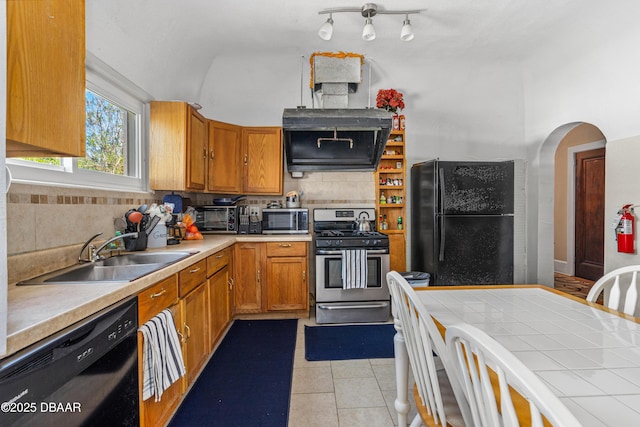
[315,249,390,302]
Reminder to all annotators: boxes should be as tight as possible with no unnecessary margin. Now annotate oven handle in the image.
[317,303,389,310]
[315,249,389,255]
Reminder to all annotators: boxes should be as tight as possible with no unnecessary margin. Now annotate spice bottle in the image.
[397,216,403,230]
[382,214,388,230]
[380,191,386,204]
[399,115,406,130]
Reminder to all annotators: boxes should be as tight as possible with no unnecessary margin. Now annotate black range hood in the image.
[282,108,393,172]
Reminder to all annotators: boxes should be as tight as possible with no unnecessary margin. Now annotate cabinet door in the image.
[208,121,243,193]
[7,0,85,157]
[180,283,209,388]
[242,127,283,195]
[208,266,230,350]
[265,257,308,311]
[233,243,262,313]
[187,109,207,190]
[389,233,407,272]
[138,304,183,427]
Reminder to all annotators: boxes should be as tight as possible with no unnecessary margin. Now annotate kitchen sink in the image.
[17,251,197,286]
[95,251,194,267]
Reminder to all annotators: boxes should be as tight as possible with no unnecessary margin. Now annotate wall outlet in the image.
[249,206,260,216]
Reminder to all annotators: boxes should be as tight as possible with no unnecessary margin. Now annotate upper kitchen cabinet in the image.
[242,127,283,195]
[150,101,208,191]
[208,120,243,193]
[6,0,86,157]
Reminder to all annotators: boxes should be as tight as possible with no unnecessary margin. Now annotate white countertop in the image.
[5,234,311,358]
[417,286,640,426]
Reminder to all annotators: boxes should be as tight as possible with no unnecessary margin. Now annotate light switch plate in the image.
[249,206,260,216]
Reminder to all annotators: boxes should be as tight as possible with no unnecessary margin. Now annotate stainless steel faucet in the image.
[78,232,139,262]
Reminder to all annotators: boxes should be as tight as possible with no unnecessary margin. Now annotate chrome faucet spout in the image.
[79,232,103,262]
[92,232,139,262]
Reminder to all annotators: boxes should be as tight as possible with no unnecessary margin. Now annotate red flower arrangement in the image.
[376,89,405,113]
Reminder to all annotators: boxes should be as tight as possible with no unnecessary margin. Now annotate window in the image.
[7,54,150,191]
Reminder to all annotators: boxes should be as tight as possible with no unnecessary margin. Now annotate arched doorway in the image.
[538,122,606,288]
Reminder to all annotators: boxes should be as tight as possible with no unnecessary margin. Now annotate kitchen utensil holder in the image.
[124,233,147,251]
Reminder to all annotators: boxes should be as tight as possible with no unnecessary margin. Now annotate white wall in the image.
[523,18,640,283]
[604,136,640,270]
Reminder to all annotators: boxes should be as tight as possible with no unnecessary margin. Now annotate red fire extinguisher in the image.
[616,204,635,253]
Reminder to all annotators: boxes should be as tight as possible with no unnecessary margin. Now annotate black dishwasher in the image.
[0,296,139,427]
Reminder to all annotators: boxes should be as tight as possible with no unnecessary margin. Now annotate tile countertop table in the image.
[4,234,312,359]
[393,285,640,427]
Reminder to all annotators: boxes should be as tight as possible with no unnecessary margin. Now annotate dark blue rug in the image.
[169,319,298,427]
[304,324,396,361]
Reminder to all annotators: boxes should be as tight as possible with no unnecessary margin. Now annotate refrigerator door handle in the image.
[438,167,445,216]
[438,214,446,262]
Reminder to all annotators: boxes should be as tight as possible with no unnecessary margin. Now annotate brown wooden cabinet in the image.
[242,127,283,195]
[6,0,86,157]
[178,259,209,389]
[150,101,208,191]
[233,243,263,313]
[137,276,182,427]
[234,241,309,315]
[375,130,407,271]
[265,242,308,311]
[208,121,243,193]
[207,247,233,350]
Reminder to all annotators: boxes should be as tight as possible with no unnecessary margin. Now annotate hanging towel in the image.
[341,249,368,289]
[139,309,186,402]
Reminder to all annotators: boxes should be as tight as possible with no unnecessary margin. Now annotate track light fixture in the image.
[318,3,422,42]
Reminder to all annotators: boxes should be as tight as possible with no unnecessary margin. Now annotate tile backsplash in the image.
[6,170,375,283]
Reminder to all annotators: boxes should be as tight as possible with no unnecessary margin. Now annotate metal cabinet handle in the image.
[243,154,248,165]
[210,149,215,160]
[189,267,201,273]
[150,288,167,299]
[279,243,292,247]
[257,270,261,283]
[302,270,306,281]
[177,329,185,343]
[184,323,191,339]
[203,147,207,159]
[215,254,223,259]
[228,277,234,290]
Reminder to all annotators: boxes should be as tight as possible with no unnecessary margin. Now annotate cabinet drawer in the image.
[266,241,307,257]
[207,247,231,277]
[138,275,178,324]
[179,259,207,297]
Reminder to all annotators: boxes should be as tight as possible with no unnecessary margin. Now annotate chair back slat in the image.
[586,265,640,316]
[387,271,472,427]
[446,323,582,427]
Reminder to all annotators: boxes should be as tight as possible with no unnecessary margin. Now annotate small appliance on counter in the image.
[193,205,238,234]
[237,206,262,234]
[262,208,309,234]
[285,191,301,208]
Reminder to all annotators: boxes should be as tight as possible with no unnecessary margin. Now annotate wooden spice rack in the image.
[375,129,407,271]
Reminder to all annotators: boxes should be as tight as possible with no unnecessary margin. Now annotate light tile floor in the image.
[288,315,417,427]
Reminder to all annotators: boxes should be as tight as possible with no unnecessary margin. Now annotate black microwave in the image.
[194,206,237,234]
[261,208,309,234]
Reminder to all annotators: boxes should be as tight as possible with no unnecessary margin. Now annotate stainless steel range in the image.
[314,208,391,324]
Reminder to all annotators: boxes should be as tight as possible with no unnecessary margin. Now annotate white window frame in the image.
[7,53,151,192]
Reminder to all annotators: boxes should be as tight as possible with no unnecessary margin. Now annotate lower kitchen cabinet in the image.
[207,247,233,350]
[265,242,308,311]
[234,241,309,315]
[137,276,182,427]
[234,243,263,313]
[178,260,209,390]
[388,233,407,272]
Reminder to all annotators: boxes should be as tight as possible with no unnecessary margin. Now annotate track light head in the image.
[400,15,414,41]
[318,14,334,40]
[362,17,376,41]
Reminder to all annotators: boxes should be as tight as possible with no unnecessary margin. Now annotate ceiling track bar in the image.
[317,129,354,149]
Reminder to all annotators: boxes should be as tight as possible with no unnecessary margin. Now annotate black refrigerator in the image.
[411,159,515,285]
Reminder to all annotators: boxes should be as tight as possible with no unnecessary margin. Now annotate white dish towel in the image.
[139,309,186,402]
[341,249,368,289]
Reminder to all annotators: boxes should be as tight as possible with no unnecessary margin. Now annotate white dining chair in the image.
[445,323,582,427]
[586,265,640,316]
[387,271,471,427]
